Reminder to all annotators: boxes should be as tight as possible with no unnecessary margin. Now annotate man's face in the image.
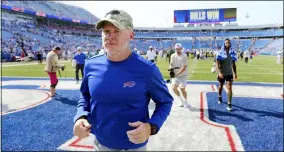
[102,23,134,55]
[55,50,61,54]
[176,47,182,54]
[225,40,231,49]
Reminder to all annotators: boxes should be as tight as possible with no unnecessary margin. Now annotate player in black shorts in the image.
[216,39,238,112]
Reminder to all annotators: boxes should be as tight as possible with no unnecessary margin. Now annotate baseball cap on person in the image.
[52,46,61,51]
[77,47,82,51]
[175,43,182,49]
[95,9,133,31]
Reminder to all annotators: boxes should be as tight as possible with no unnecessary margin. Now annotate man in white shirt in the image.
[244,49,250,64]
[146,46,156,63]
[276,50,282,64]
[170,43,189,107]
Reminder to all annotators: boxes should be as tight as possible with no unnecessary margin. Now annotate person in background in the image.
[73,47,86,84]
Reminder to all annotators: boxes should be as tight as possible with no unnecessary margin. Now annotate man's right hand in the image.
[73,118,91,139]
[218,73,224,79]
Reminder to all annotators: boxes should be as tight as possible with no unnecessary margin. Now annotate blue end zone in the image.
[2,87,79,151]
[206,92,283,151]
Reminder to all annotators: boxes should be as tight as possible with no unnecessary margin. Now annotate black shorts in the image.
[217,75,233,83]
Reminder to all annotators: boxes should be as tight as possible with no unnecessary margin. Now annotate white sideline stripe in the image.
[2,76,283,85]
[3,69,281,75]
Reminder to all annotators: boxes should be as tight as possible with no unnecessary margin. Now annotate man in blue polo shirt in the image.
[73,47,86,84]
[73,9,173,151]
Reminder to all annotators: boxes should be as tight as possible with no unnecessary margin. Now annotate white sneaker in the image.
[183,100,190,108]
[178,96,184,107]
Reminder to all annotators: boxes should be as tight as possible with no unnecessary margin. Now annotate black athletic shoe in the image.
[218,96,222,104]
[227,104,232,111]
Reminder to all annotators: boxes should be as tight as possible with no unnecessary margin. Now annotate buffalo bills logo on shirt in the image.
[123,81,136,88]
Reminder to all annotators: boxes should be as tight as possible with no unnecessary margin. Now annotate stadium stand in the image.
[1,1,283,62]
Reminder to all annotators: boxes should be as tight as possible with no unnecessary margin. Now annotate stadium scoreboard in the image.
[174,8,237,23]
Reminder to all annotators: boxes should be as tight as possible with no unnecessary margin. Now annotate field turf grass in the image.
[2,55,283,83]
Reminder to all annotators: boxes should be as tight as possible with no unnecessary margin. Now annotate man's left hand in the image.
[126,121,151,144]
[234,74,238,79]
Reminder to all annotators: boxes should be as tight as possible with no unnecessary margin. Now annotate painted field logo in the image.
[123,81,136,88]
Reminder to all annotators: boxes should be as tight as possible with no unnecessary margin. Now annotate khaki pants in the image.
[94,138,147,151]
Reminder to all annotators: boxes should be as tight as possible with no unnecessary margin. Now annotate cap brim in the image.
[95,19,123,30]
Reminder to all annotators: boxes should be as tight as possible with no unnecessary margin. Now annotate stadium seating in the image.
[1,1,283,61]
[2,1,99,23]
[258,38,284,55]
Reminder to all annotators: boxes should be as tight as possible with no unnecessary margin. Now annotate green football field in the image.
[1,55,283,83]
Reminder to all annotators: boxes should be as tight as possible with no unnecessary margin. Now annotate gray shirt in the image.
[218,52,233,76]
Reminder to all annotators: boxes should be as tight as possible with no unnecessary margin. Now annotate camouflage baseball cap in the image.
[95,9,133,31]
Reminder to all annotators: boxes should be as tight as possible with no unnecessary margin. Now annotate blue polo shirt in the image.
[74,53,86,65]
[74,52,173,150]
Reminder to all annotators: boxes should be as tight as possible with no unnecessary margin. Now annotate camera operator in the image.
[169,43,189,107]
[44,46,65,97]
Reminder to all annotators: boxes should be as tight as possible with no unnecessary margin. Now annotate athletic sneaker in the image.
[227,104,232,111]
[218,96,222,104]
[178,96,184,107]
[183,100,190,108]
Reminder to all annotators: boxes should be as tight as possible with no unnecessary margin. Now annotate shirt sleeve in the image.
[73,64,91,122]
[146,65,173,132]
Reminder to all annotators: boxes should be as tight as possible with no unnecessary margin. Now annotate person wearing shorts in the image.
[216,39,238,112]
[44,46,65,97]
[170,43,189,107]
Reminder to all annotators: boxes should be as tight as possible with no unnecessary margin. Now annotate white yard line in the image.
[188,60,198,79]
[238,77,252,79]
[248,64,283,75]
[196,66,282,70]
[191,71,282,75]
[1,61,70,67]
[2,63,39,67]
[3,69,75,72]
